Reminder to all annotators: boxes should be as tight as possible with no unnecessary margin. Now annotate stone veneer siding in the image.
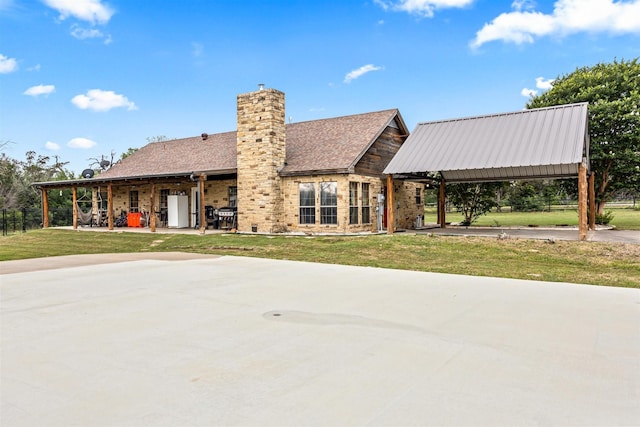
[281,174,423,233]
[236,88,286,233]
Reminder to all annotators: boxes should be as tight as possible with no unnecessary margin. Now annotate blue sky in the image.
[1,0,639,174]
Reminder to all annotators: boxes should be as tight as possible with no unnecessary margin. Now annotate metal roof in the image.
[383,103,589,183]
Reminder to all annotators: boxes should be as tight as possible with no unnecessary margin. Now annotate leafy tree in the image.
[0,150,71,210]
[448,182,503,225]
[527,58,640,213]
[120,147,139,161]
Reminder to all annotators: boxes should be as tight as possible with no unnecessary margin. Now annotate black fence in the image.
[1,208,75,236]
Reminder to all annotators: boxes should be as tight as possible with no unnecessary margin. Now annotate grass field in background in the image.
[423,207,640,230]
[2,229,639,288]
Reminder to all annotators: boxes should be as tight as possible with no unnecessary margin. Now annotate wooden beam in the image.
[72,187,78,229]
[578,162,588,241]
[386,174,394,234]
[41,188,49,228]
[107,183,114,230]
[150,182,156,232]
[199,174,206,234]
[439,179,446,229]
[588,172,596,230]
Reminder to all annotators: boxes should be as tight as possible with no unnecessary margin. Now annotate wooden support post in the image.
[386,174,394,234]
[72,186,78,229]
[41,188,49,228]
[150,182,156,232]
[107,183,114,230]
[439,179,446,229]
[578,163,588,241]
[588,172,596,230]
[199,174,206,234]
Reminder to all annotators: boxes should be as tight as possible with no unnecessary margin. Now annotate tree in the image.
[0,150,71,210]
[527,58,640,213]
[448,182,504,225]
[120,147,138,161]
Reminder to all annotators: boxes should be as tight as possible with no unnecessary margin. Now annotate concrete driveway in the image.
[2,254,639,426]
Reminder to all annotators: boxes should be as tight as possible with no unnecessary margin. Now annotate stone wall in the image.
[281,174,423,233]
[236,87,286,233]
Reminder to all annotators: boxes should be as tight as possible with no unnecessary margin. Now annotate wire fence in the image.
[1,208,74,236]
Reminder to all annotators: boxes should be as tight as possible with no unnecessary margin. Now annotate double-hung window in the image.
[349,182,358,224]
[361,183,371,224]
[299,183,315,224]
[320,182,337,225]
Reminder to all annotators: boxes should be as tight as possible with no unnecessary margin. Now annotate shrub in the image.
[595,210,615,225]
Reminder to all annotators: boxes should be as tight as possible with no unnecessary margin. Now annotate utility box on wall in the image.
[167,195,189,228]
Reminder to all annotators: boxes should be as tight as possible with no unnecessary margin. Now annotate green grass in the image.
[423,207,640,229]
[2,229,639,288]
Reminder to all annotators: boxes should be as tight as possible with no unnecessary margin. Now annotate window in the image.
[299,183,315,224]
[415,187,422,205]
[320,182,337,225]
[361,183,371,224]
[129,190,139,212]
[349,182,358,224]
[228,186,237,207]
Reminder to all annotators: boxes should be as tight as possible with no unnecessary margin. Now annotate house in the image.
[36,86,424,234]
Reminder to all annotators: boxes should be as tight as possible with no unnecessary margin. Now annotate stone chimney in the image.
[236,85,286,233]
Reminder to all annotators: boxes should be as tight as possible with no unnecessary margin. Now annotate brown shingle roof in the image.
[100,109,402,179]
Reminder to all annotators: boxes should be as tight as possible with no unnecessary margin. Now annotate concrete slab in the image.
[1,255,639,426]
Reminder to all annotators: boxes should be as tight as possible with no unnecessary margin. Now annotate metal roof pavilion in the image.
[384,103,590,183]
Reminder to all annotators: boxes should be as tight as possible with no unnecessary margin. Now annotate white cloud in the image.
[71,89,137,112]
[70,25,112,44]
[45,141,60,150]
[511,0,536,12]
[28,64,42,71]
[24,84,56,96]
[375,0,474,18]
[471,0,640,48]
[42,0,114,24]
[535,76,554,89]
[67,137,96,149]
[71,25,100,38]
[0,53,18,73]
[344,64,383,83]
[521,76,554,97]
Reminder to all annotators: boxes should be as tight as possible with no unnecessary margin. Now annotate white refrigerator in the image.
[167,195,189,228]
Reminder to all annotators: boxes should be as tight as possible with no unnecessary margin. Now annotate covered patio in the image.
[33,171,237,234]
[384,103,595,240]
